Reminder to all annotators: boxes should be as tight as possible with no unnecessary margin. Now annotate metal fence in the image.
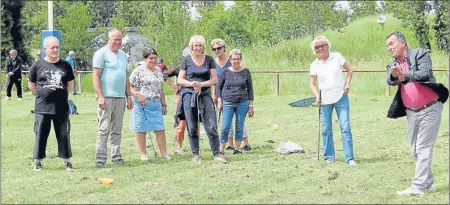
[3,69,449,96]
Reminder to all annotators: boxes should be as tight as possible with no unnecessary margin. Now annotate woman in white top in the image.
[309,35,356,166]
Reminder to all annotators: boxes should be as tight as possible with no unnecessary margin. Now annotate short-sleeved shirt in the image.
[92,46,128,97]
[309,52,346,105]
[28,59,75,115]
[129,65,164,101]
[180,55,216,92]
[65,56,75,70]
[214,59,231,80]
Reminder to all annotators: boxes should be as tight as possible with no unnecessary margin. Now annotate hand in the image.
[8,72,13,76]
[162,106,167,115]
[213,97,217,105]
[192,81,202,95]
[137,94,146,107]
[391,66,400,78]
[73,69,78,73]
[344,86,350,94]
[172,85,180,93]
[314,95,321,106]
[127,97,133,110]
[248,107,254,117]
[398,72,405,82]
[217,99,222,111]
[97,96,107,110]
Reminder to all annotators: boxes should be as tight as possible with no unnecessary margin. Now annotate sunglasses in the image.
[212,47,223,52]
[314,44,328,50]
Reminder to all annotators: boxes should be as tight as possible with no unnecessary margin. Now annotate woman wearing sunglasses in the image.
[309,35,356,166]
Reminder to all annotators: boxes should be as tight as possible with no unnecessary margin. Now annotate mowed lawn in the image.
[1,93,448,204]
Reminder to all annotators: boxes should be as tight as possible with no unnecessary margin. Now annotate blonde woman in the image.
[177,35,227,163]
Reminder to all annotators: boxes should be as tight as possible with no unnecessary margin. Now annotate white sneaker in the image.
[325,159,334,164]
[347,160,357,166]
[4,97,10,101]
[175,148,182,155]
[163,154,172,160]
[396,187,424,197]
[141,154,148,161]
[18,97,22,101]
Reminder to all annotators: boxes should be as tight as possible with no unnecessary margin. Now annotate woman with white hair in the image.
[309,35,356,165]
[177,35,226,163]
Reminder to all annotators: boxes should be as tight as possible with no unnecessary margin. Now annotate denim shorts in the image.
[130,97,164,132]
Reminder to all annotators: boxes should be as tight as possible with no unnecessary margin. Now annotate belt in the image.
[408,99,439,112]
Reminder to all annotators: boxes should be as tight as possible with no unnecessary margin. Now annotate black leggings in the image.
[182,94,220,156]
[5,76,22,98]
[33,114,72,159]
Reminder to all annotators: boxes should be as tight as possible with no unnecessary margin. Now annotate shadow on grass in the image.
[357,155,393,164]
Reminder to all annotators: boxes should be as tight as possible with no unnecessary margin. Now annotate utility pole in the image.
[48,1,53,30]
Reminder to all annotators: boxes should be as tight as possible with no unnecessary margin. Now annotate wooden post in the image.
[78,72,82,93]
[385,84,390,96]
[275,72,280,96]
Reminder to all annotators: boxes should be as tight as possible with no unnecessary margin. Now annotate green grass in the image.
[1,93,449,204]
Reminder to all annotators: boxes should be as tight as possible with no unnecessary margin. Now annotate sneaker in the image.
[174,148,182,155]
[141,154,148,161]
[18,97,22,101]
[192,155,202,163]
[226,146,234,151]
[34,160,43,171]
[214,155,228,163]
[112,158,125,164]
[73,93,81,95]
[347,160,357,166]
[233,150,243,155]
[163,154,172,160]
[4,97,10,101]
[243,145,251,151]
[64,161,73,171]
[396,187,424,197]
[325,159,334,164]
[95,161,105,168]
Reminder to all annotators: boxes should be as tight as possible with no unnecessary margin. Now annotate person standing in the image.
[309,35,356,166]
[65,50,80,95]
[4,49,23,101]
[217,49,255,155]
[28,36,75,171]
[385,31,448,196]
[92,28,133,167]
[177,35,226,163]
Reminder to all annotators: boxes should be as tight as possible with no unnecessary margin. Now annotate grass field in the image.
[1,92,448,204]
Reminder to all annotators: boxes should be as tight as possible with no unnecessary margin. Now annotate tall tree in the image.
[349,1,378,20]
[433,0,449,52]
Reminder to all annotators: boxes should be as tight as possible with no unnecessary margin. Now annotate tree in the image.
[433,0,449,52]
[1,0,31,66]
[349,1,378,20]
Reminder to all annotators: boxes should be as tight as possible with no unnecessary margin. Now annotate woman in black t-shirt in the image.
[177,35,227,163]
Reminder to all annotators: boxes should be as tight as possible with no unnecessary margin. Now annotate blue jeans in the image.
[320,94,354,163]
[220,101,249,142]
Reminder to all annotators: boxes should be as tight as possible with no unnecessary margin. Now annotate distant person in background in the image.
[35,50,42,62]
[4,49,23,101]
[385,31,448,197]
[129,47,171,161]
[65,50,80,95]
[157,57,168,72]
[217,49,254,155]
[177,35,226,163]
[211,39,251,151]
[28,36,75,171]
[309,35,356,166]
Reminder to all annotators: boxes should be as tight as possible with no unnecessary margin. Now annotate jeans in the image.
[320,94,354,163]
[220,101,249,142]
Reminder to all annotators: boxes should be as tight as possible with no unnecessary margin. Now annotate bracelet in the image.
[162,104,167,107]
[249,105,254,107]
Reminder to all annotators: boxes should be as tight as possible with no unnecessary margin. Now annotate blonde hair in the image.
[188,35,206,55]
[311,35,331,55]
[229,49,243,60]
[210,38,227,49]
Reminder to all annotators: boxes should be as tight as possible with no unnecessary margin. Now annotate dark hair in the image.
[386,31,408,48]
[142,47,157,59]
[158,57,164,62]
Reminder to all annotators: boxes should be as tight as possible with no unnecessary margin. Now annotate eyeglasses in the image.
[212,47,223,52]
[231,58,241,61]
[314,44,328,50]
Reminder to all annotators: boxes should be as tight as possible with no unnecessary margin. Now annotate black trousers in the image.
[182,93,220,156]
[6,76,22,98]
[33,114,72,159]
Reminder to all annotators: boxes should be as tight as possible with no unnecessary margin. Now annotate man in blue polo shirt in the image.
[65,50,79,95]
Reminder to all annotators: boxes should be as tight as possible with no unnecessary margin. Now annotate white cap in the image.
[69,51,76,55]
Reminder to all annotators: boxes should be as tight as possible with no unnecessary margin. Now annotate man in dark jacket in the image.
[4,49,23,100]
[385,31,448,197]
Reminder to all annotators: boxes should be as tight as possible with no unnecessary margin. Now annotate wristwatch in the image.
[249,105,254,107]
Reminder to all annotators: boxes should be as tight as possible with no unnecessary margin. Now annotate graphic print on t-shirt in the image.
[43,69,65,90]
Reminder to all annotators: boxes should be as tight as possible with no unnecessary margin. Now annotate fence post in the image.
[78,72,82,93]
[385,84,390,96]
[275,72,280,96]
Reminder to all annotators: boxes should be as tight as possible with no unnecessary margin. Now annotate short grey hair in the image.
[311,35,331,55]
[211,38,227,49]
[43,36,59,48]
[229,49,243,60]
[9,49,17,54]
[386,31,408,48]
[108,28,122,39]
